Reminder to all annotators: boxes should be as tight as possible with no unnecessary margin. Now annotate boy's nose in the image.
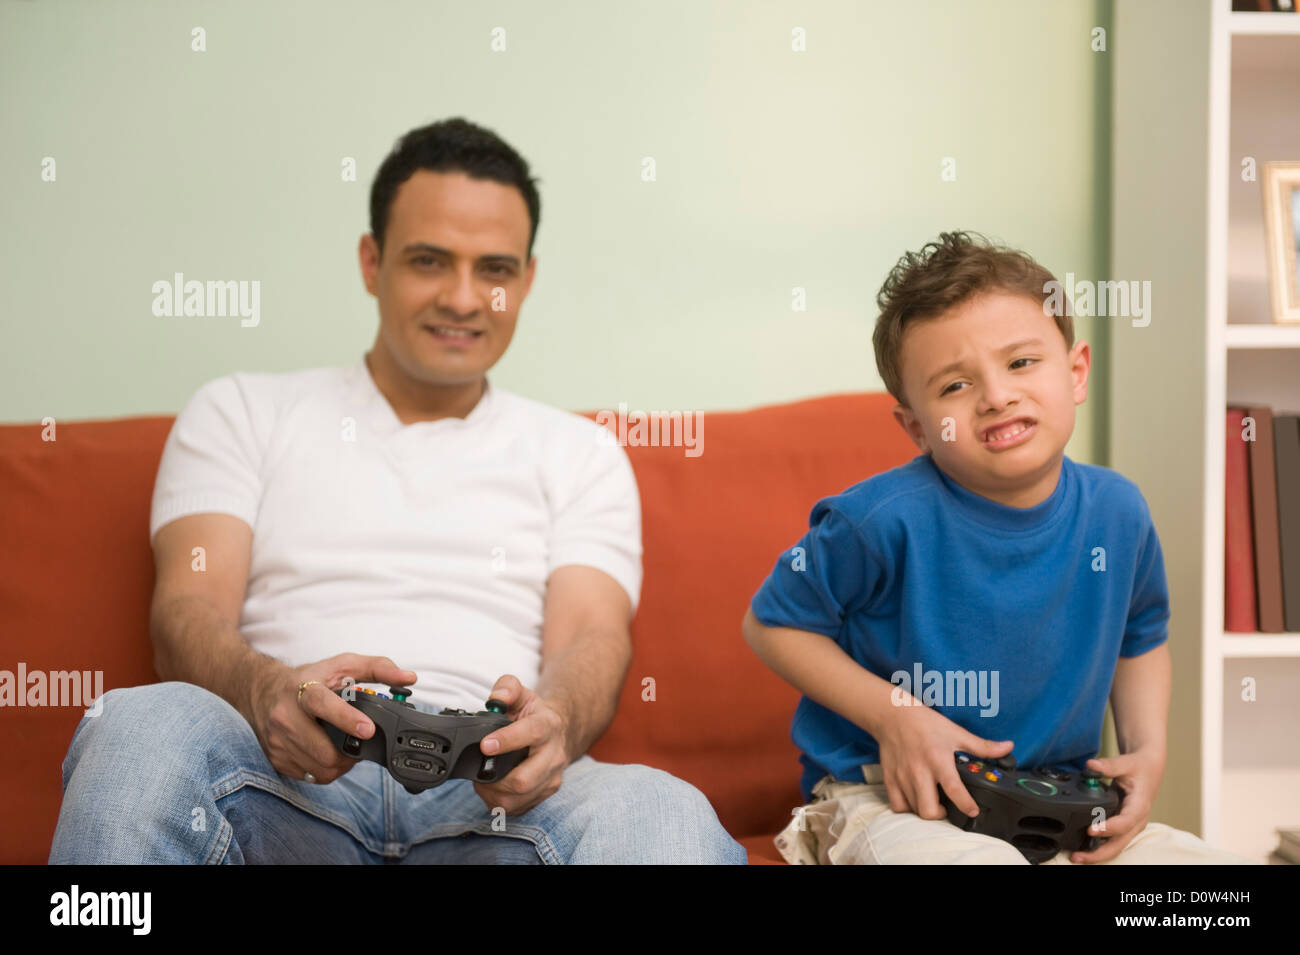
[977,377,1022,413]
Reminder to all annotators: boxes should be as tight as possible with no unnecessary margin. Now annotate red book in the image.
[1225,409,1257,632]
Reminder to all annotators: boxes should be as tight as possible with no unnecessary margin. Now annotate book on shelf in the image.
[1224,406,1295,632]
[1277,415,1300,632]
[1233,0,1299,13]
[1274,828,1300,865]
[1225,409,1257,631]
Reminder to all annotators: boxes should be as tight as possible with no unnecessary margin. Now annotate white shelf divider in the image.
[1229,11,1300,35]
[1225,324,1300,348]
[1219,633,1300,657]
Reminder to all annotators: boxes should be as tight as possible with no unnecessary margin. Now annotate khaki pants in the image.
[775,765,1256,865]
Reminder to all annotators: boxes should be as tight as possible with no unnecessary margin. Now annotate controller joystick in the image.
[319,688,529,794]
[387,686,416,707]
[939,751,1121,863]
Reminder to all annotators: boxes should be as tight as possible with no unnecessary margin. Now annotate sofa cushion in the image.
[0,392,915,862]
[0,416,170,863]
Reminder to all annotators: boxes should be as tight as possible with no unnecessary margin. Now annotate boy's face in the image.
[892,290,1090,508]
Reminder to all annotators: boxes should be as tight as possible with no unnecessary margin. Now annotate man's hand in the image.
[1069,748,1165,863]
[247,653,417,785]
[472,674,571,815]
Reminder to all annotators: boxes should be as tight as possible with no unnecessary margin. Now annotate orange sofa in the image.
[0,391,917,864]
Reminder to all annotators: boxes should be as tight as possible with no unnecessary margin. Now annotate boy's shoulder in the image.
[814,454,945,528]
[1068,458,1155,524]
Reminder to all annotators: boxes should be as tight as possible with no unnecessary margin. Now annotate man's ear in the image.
[892,402,929,452]
[358,233,379,297]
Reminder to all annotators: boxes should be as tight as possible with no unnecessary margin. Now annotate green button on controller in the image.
[1016,777,1058,797]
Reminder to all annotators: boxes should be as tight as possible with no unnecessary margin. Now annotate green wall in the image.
[1,0,1111,464]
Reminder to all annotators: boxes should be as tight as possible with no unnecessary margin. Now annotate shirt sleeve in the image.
[750,501,875,641]
[1120,506,1170,657]
[545,424,643,612]
[149,374,268,543]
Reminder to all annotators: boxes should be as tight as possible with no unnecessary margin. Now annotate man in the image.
[49,117,745,864]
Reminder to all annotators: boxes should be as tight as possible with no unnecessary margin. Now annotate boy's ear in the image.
[1069,340,1091,405]
[892,403,929,452]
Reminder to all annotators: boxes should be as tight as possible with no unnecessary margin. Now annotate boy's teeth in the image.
[988,422,1028,441]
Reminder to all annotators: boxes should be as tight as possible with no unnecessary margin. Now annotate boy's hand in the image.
[876,695,1014,822]
[1068,749,1164,864]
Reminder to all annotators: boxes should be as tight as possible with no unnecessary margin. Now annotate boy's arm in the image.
[1108,641,1170,770]
[742,607,897,737]
[1071,641,1170,862]
[743,607,1010,819]
[1110,498,1172,767]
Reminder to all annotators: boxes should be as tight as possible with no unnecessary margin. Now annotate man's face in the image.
[359,170,535,387]
[892,290,1090,506]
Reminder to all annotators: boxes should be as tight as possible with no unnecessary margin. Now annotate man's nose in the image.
[435,266,480,318]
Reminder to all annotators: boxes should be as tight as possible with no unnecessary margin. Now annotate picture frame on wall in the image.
[1262,161,1300,325]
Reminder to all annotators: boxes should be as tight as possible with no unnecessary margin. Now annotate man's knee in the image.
[569,762,743,861]
[64,681,255,781]
[80,681,245,736]
[582,764,707,817]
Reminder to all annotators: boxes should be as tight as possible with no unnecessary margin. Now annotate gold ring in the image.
[297,680,322,702]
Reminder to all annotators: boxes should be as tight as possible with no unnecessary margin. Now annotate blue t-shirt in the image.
[750,453,1169,802]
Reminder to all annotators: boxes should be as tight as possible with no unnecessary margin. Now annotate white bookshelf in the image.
[1113,0,1300,864]
[1213,3,1300,864]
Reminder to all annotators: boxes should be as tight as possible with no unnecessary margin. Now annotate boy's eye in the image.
[1010,357,1036,369]
[940,381,966,396]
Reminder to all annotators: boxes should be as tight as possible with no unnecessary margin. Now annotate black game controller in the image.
[937,751,1122,864]
[318,685,529,794]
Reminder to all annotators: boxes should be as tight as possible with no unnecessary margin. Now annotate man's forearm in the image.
[535,626,631,763]
[150,593,285,724]
[1109,641,1171,763]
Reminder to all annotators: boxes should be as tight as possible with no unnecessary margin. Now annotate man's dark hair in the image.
[369,117,541,260]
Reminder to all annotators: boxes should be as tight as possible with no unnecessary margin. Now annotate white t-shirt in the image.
[149,356,642,711]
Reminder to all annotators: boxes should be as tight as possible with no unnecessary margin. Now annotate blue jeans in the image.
[49,682,746,864]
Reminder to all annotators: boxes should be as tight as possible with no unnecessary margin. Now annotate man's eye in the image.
[413,256,438,266]
[483,265,510,277]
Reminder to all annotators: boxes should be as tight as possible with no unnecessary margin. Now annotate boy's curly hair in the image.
[872,231,1073,406]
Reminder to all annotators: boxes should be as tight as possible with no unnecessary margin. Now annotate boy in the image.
[743,232,1250,865]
